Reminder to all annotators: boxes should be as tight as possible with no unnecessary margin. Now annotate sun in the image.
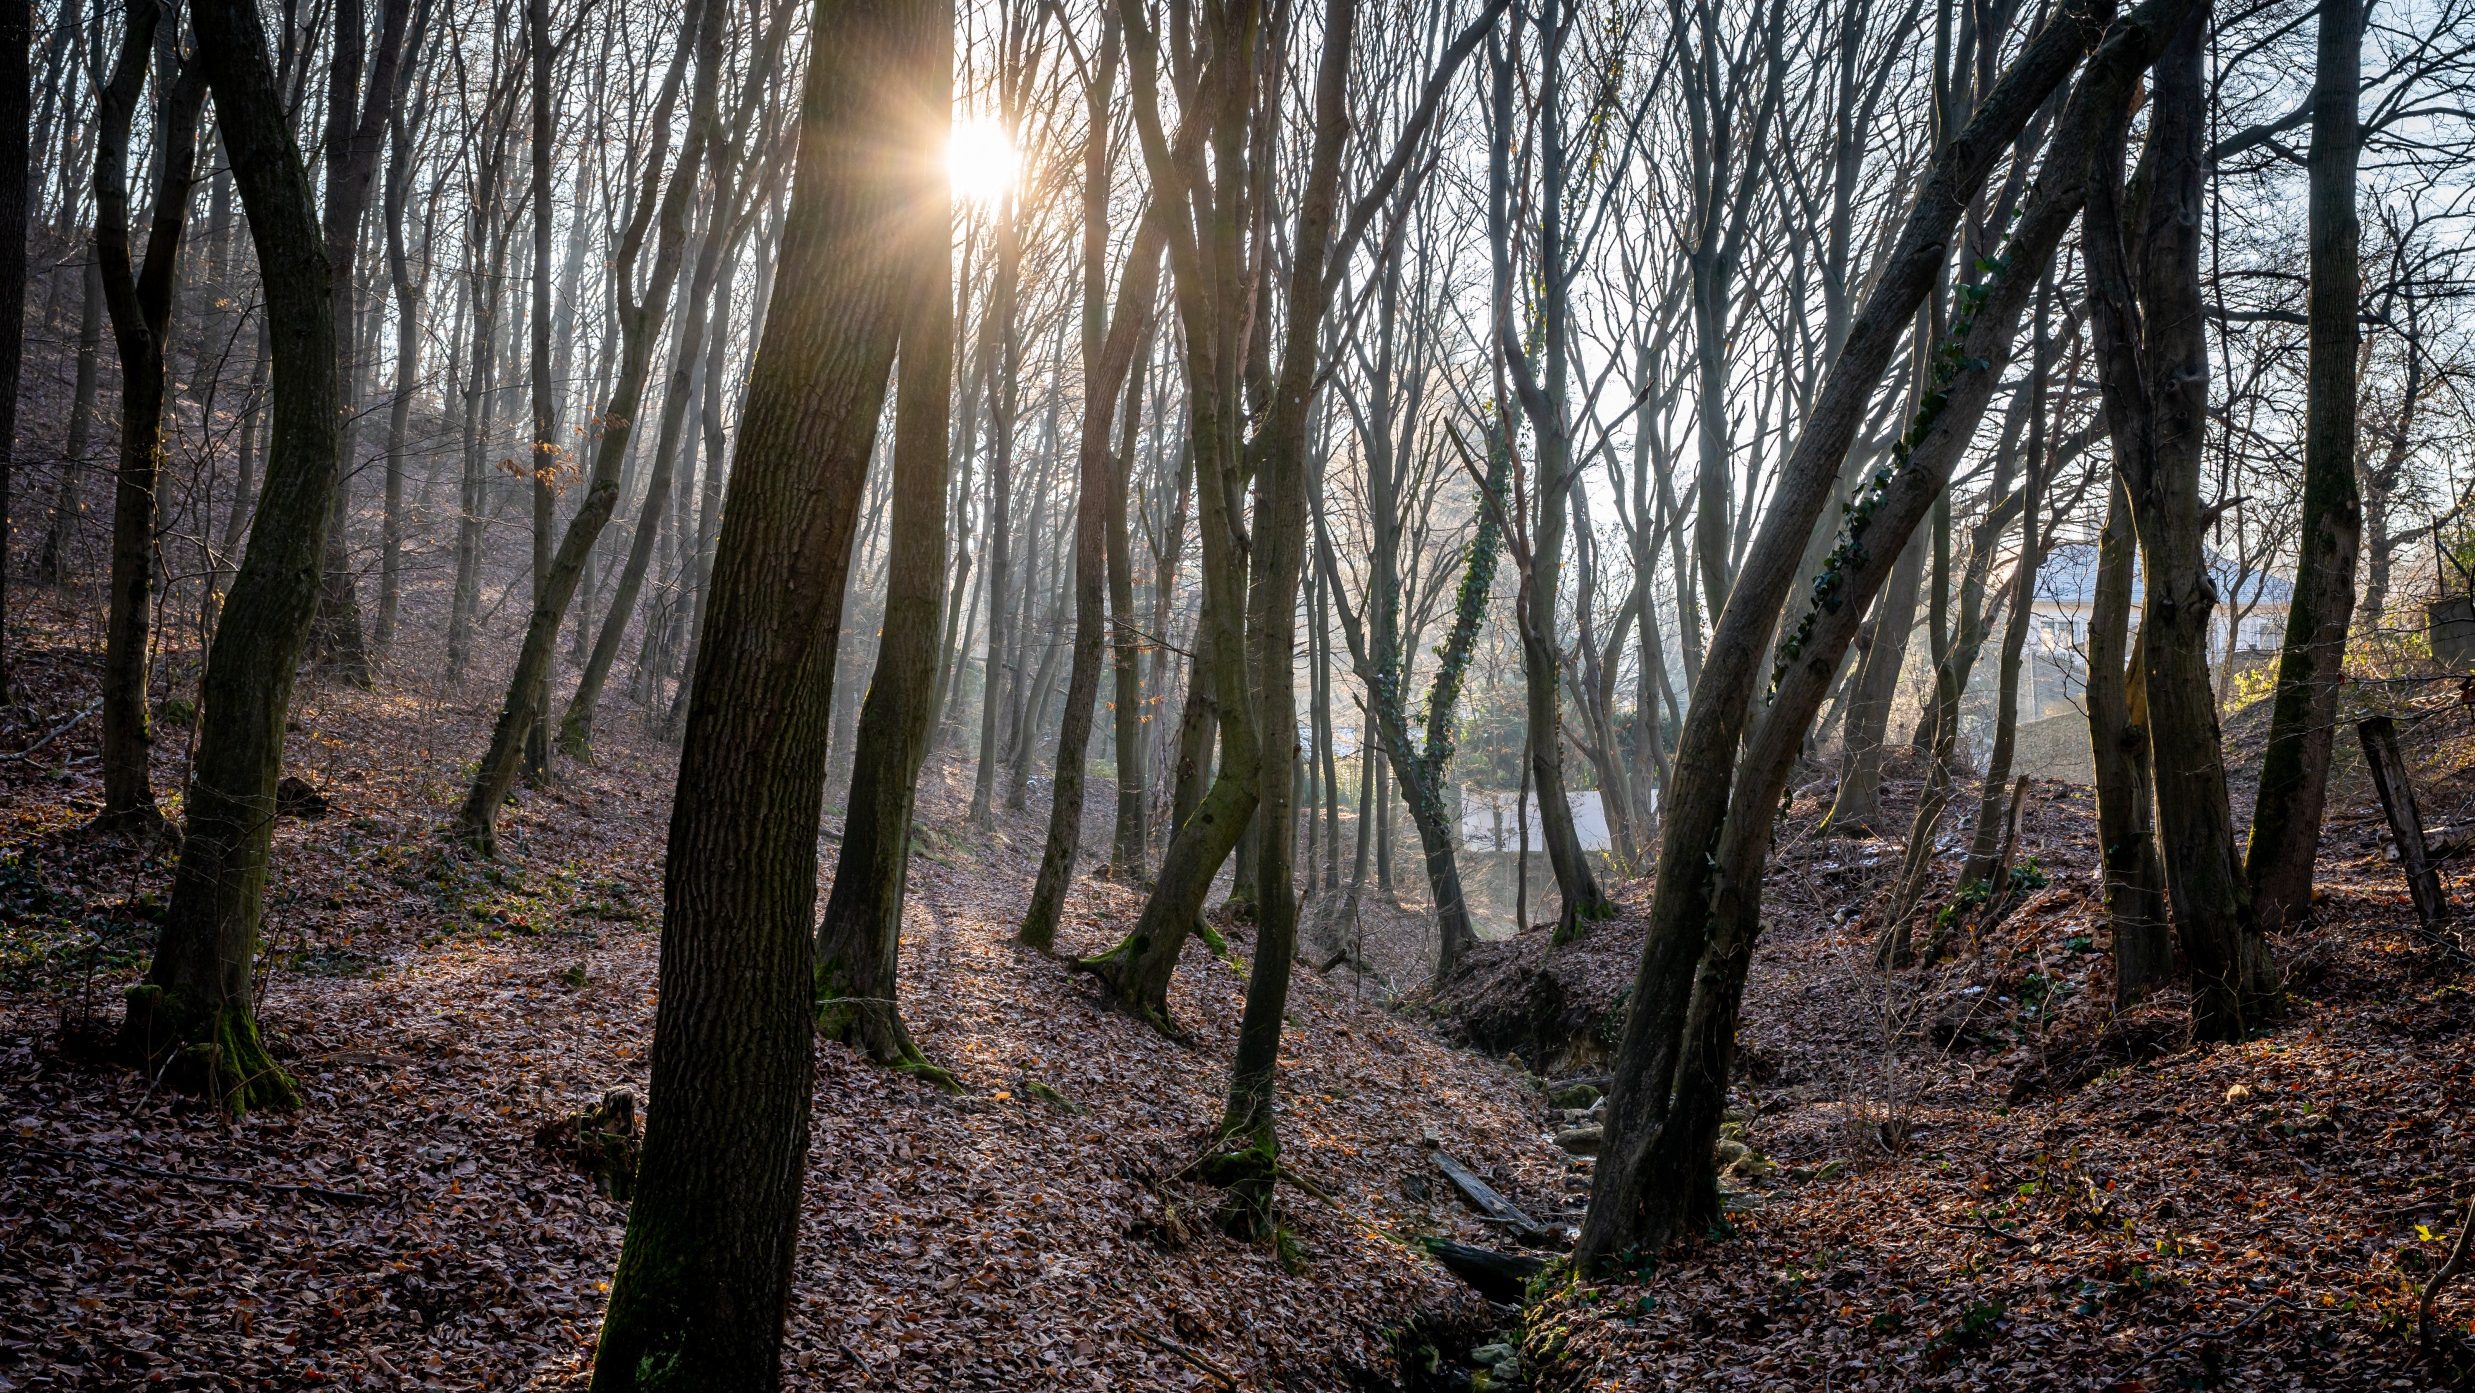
[948,115,1022,207]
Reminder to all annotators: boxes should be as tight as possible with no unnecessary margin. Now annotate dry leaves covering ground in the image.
[0,590,1553,1391]
[8,574,2475,1392]
[1498,773,2475,1391]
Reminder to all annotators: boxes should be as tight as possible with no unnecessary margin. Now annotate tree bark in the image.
[2243,0,2361,934]
[121,0,340,1114]
[587,0,940,1379]
[94,9,207,828]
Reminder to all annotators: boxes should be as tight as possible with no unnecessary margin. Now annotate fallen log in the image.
[1422,1238,1545,1304]
[1429,1146,1545,1243]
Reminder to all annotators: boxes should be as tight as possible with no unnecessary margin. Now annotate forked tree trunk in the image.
[121,0,340,1115]
[588,0,942,1381]
[94,13,207,829]
[2243,0,2362,934]
[1576,0,2126,1267]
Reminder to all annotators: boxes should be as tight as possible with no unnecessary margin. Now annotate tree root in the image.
[121,984,301,1117]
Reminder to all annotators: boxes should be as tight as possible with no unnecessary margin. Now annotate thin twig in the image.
[12,699,102,763]
[1130,1328,1240,1390]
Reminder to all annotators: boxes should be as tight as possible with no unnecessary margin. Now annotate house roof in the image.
[2037,542,2294,608]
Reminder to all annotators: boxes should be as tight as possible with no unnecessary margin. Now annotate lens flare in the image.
[948,116,1021,206]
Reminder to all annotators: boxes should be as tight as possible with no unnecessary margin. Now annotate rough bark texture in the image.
[122,0,341,1114]
[586,0,939,1381]
[2243,0,2361,934]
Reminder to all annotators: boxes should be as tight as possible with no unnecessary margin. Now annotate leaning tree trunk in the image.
[1574,0,2125,1268]
[121,0,339,1115]
[2243,0,2361,935]
[459,0,723,849]
[587,0,941,1380]
[813,75,955,1074]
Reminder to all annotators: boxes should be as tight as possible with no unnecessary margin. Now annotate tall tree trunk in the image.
[967,186,1023,826]
[1575,0,2120,1266]
[307,0,414,686]
[463,0,728,844]
[94,12,207,829]
[37,261,104,585]
[2243,0,2362,934]
[2086,474,2172,1005]
[2084,0,2271,1041]
[1022,214,1163,950]
[121,0,340,1114]
[587,0,939,1378]
[0,0,24,700]
[374,23,430,653]
[813,74,952,1070]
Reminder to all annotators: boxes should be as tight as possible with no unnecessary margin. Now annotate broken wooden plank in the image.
[2359,715,2449,927]
[1429,1147,1545,1242]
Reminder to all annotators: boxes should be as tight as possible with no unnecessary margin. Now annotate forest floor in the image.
[1436,738,2475,1390]
[3,576,2474,1391]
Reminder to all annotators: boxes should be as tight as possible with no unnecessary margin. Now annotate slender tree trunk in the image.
[2243,0,2362,934]
[95,16,207,828]
[813,63,953,1069]
[1023,215,1163,950]
[2086,474,2172,1004]
[122,0,340,1114]
[38,261,104,586]
[0,0,24,700]
[465,0,725,841]
[588,0,939,1377]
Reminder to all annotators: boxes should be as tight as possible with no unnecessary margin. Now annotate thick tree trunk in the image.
[2243,0,2361,934]
[122,0,339,1114]
[587,0,939,1379]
